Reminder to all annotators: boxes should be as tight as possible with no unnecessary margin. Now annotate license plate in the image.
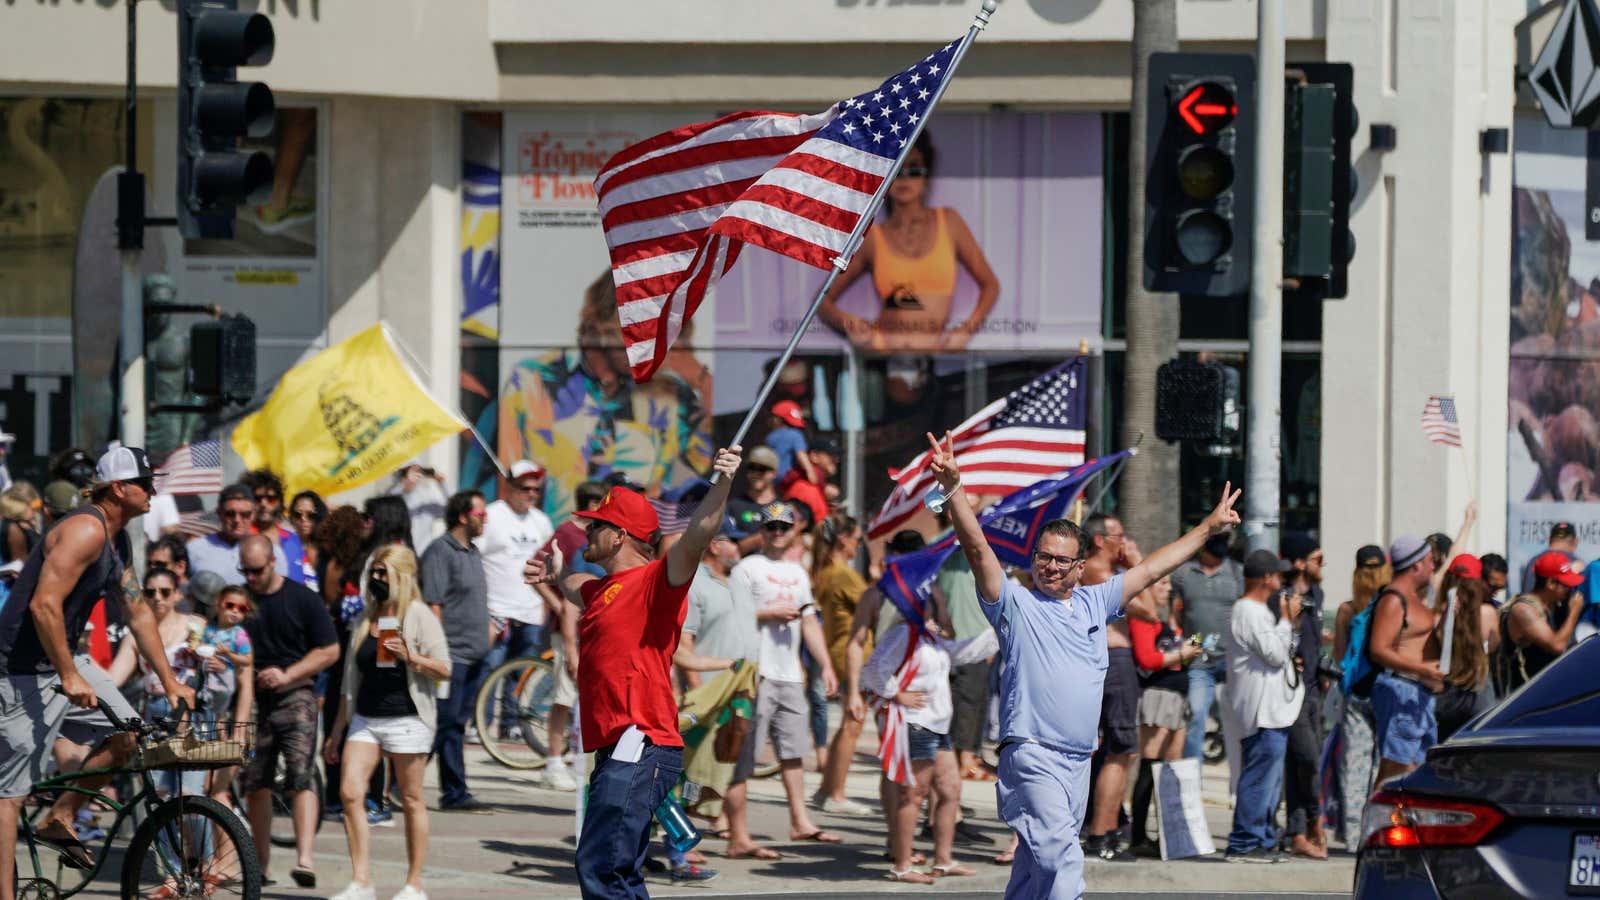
[1572,834,1600,894]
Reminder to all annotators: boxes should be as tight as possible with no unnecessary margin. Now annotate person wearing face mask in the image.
[324,546,450,900]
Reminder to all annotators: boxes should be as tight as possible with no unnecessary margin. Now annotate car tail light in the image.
[1361,790,1505,849]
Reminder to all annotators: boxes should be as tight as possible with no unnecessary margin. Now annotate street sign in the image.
[1530,0,1600,129]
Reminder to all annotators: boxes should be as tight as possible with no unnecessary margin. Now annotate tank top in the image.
[1498,595,1563,691]
[0,505,124,674]
[869,208,958,307]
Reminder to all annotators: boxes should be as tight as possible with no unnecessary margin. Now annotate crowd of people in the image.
[0,416,1593,900]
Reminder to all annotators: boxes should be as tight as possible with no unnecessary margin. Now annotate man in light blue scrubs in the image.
[925,432,1242,899]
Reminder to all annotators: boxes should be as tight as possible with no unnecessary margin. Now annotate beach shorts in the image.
[1372,671,1437,767]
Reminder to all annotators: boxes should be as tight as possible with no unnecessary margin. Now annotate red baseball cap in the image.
[1447,554,1482,580]
[771,400,805,429]
[1532,551,1584,588]
[574,486,659,542]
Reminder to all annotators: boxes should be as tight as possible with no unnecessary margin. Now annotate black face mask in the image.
[369,579,390,603]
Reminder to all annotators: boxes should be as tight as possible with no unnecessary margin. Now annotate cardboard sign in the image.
[1154,757,1216,860]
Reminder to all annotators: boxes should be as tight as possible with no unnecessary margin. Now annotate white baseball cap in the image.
[92,446,155,487]
[509,459,546,480]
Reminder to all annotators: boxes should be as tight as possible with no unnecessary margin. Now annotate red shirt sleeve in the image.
[1129,618,1165,671]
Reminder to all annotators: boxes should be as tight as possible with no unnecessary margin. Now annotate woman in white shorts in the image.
[323,545,450,900]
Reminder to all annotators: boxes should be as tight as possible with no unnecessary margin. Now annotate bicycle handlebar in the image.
[50,684,190,736]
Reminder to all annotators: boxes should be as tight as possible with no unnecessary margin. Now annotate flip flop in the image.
[291,866,317,888]
[35,827,95,870]
[725,846,782,860]
[992,850,1015,865]
[887,868,937,884]
[792,830,842,843]
[930,863,977,877]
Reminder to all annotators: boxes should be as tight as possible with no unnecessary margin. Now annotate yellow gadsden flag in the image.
[232,324,466,497]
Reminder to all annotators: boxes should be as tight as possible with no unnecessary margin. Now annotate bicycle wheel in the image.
[473,657,555,769]
[269,764,323,848]
[121,793,261,900]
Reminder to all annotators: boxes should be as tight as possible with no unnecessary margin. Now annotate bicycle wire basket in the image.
[134,719,257,771]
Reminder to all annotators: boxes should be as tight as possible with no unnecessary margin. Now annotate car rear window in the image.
[1475,637,1600,729]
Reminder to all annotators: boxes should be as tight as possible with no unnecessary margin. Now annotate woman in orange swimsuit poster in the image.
[818,131,1001,356]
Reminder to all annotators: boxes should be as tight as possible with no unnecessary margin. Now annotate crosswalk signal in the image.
[1143,53,1256,298]
[177,0,276,240]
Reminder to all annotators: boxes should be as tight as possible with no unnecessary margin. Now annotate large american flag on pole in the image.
[594,39,964,382]
[868,358,1088,540]
[154,440,224,496]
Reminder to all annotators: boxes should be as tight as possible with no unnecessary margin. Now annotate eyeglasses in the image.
[897,165,929,179]
[747,464,773,475]
[1032,551,1083,571]
[142,587,175,599]
[290,510,319,522]
[221,601,250,613]
[254,492,280,504]
[236,563,269,576]
[763,522,793,533]
[221,509,253,521]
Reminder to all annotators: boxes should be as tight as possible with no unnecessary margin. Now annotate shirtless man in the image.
[1081,515,1147,861]
[1500,551,1585,691]
[1366,535,1444,784]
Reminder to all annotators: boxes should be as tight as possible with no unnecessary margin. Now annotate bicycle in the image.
[471,655,556,769]
[15,692,261,900]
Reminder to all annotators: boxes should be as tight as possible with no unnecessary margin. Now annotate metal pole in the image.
[711,0,999,482]
[120,0,146,567]
[1244,0,1284,553]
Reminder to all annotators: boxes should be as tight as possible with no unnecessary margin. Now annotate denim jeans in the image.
[1183,660,1227,760]
[483,621,544,733]
[801,646,828,750]
[575,742,684,899]
[433,657,489,807]
[1227,726,1289,854]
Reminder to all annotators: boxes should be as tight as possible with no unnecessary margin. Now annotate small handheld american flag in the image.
[1421,395,1462,448]
[154,440,225,496]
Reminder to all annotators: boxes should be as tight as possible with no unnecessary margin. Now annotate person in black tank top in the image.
[0,447,196,888]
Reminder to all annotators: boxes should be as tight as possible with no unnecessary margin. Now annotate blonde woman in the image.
[1331,545,1392,849]
[322,546,450,900]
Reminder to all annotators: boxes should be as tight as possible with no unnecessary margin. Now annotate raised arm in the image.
[1430,501,1478,598]
[1122,482,1242,608]
[925,431,1006,604]
[666,446,742,587]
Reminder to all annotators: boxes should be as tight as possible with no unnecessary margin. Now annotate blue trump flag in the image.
[875,449,1135,633]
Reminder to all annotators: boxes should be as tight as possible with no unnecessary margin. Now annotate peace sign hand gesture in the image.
[1204,481,1243,536]
[926,431,960,495]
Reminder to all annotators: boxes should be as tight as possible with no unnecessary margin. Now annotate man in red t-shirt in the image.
[524,445,742,900]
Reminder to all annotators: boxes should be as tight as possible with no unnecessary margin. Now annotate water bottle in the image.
[923,485,949,515]
[655,793,702,852]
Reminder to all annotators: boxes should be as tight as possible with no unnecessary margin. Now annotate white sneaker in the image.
[465,725,482,745]
[543,758,578,792]
[391,885,428,900]
[328,882,376,900]
[820,796,874,817]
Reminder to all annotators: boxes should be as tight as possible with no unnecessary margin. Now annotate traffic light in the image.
[1155,358,1240,444]
[1285,63,1358,299]
[177,0,276,240]
[189,315,257,403]
[1143,53,1256,297]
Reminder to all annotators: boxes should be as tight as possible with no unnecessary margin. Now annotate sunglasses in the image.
[221,510,253,521]
[237,563,269,576]
[221,601,250,614]
[254,492,280,503]
[142,587,175,599]
[897,165,929,179]
[747,464,774,475]
[290,510,319,522]
[763,522,793,533]
[128,477,156,494]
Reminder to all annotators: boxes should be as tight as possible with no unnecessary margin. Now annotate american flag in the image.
[1422,395,1462,448]
[867,359,1088,540]
[154,440,224,495]
[648,498,693,537]
[595,39,964,382]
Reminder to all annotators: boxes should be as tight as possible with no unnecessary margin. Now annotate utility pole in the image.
[118,0,147,459]
[1244,0,1285,552]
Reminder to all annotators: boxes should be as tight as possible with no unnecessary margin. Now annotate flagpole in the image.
[712,0,999,483]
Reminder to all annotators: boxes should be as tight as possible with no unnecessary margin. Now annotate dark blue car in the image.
[1353,635,1600,898]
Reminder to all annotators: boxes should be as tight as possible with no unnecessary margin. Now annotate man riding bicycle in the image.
[0,446,197,900]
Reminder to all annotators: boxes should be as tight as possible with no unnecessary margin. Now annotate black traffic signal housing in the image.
[190,315,257,404]
[1155,358,1240,444]
[1143,53,1256,298]
[177,0,277,240]
[1285,63,1357,299]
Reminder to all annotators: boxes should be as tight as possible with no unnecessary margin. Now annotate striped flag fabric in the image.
[874,636,922,787]
[154,440,224,496]
[868,358,1088,540]
[594,38,964,382]
[1422,395,1462,448]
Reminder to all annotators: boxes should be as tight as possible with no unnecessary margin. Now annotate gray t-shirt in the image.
[683,563,759,663]
[185,533,288,585]
[419,532,491,663]
[1169,557,1245,643]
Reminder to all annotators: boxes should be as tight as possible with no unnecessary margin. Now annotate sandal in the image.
[725,846,782,860]
[930,863,977,877]
[290,866,317,888]
[35,826,95,870]
[992,850,1015,865]
[792,829,842,843]
[887,868,937,884]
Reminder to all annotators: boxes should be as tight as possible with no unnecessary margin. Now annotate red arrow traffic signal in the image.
[1177,82,1238,135]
